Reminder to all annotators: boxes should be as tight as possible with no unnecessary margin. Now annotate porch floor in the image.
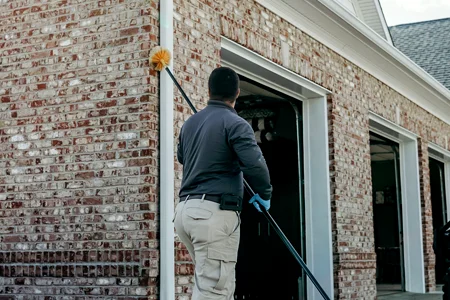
[377,285,443,299]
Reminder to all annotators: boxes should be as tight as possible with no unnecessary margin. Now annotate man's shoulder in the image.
[182,107,209,124]
[182,105,248,128]
[226,111,249,125]
[197,105,240,121]
[225,113,253,134]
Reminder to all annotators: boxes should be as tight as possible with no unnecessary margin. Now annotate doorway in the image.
[370,132,406,293]
[234,76,306,299]
[430,157,448,284]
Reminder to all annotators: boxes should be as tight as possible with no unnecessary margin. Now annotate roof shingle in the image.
[390,18,450,90]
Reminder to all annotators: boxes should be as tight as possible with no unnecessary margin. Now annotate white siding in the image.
[355,0,391,42]
[334,0,357,15]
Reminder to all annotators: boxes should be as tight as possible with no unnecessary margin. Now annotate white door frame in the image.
[221,37,334,300]
[428,143,450,222]
[369,112,425,293]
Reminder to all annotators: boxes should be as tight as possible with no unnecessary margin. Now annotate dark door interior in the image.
[234,77,305,299]
[370,133,405,291]
[430,157,448,283]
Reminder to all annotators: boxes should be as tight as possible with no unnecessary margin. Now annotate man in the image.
[174,67,272,300]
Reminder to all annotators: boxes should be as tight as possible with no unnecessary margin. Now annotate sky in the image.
[379,0,450,26]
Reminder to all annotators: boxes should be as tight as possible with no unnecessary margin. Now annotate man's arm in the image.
[228,118,272,200]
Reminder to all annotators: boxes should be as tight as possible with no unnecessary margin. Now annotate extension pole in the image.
[164,67,331,300]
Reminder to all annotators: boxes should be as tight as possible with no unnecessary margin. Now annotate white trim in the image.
[221,37,334,300]
[447,164,450,223]
[429,143,450,162]
[160,0,175,298]
[429,152,446,163]
[369,112,417,141]
[369,113,425,293]
[334,0,358,16]
[255,0,450,125]
[372,0,393,45]
[220,60,308,102]
[370,126,402,143]
[351,0,365,22]
[428,143,450,222]
[221,37,331,97]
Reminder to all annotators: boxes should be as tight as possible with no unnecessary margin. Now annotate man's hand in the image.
[249,194,270,212]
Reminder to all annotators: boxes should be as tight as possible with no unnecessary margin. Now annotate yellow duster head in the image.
[149,46,171,71]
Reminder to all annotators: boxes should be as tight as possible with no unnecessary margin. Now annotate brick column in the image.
[418,139,436,292]
[328,95,377,299]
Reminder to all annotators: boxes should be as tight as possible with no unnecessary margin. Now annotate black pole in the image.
[165,68,198,113]
[164,67,331,300]
[243,184,331,300]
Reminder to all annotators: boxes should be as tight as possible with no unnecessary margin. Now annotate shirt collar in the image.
[207,100,237,114]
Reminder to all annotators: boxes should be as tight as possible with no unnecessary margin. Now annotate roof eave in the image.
[315,0,450,98]
[256,0,450,125]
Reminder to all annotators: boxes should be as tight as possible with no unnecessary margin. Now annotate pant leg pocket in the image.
[231,212,241,235]
[186,207,213,220]
[184,207,213,245]
[205,247,238,296]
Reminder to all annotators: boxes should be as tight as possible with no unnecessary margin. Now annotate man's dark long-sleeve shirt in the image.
[177,100,272,200]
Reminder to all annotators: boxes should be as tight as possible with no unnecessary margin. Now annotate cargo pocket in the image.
[206,247,238,295]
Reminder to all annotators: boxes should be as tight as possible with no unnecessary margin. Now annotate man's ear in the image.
[236,88,240,99]
[208,89,211,98]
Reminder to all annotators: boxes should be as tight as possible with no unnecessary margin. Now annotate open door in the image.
[234,76,306,299]
[370,132,406,294]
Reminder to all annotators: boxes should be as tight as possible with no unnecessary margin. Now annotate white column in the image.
[160,0,175,298]
[400,139,425,293]
[303,97,334,300]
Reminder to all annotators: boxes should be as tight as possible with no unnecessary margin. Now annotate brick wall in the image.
[173,0,450,299]
[1,0,450,299]
[418,140,436,292]
[0,0,160,298]
[327,92,377,298]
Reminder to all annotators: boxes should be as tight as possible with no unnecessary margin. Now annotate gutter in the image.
[159,0,175,299]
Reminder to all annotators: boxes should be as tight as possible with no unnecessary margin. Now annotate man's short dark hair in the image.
[208,67,239,101]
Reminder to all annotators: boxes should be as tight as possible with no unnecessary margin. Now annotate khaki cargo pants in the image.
[174,197,241,300]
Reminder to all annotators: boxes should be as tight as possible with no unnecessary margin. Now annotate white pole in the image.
[160,0,175,298]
